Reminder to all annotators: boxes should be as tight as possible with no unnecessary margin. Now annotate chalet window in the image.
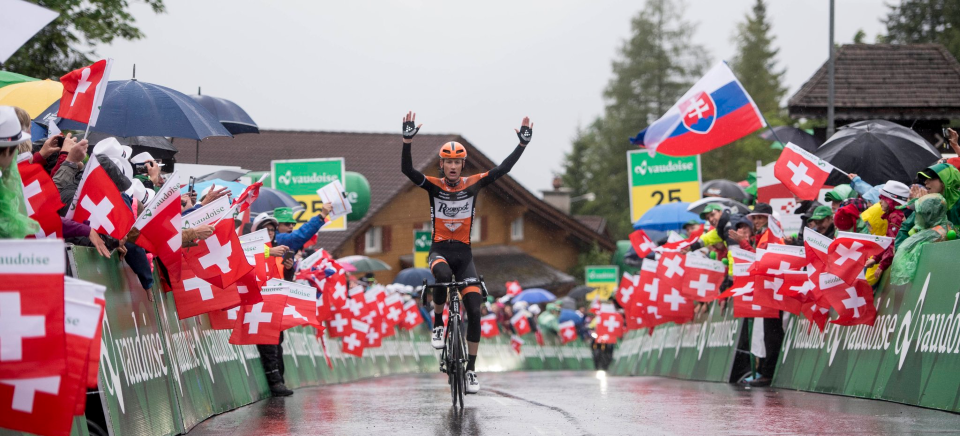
[471,216,482,242]
[511,216,524,241]
[364,226,383,254]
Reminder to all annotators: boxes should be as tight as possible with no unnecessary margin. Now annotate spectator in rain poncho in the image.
[537,303,561,335]
[890,194,956,285]
[0,106,40,238]
[825,184,860,211]
[896,163,960,250]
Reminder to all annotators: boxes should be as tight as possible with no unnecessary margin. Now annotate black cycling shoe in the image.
[269,382,294,397]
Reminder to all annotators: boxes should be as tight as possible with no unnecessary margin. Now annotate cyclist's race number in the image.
[295,200,327,224]
[651,189,682,205]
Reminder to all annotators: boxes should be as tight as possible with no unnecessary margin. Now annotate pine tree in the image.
[701,0,785,181]
[881,0,960,61]
[560,0,708,239]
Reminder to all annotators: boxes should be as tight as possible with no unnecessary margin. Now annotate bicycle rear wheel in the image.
[451,317,465,409]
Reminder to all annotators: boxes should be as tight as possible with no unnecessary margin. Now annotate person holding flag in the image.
[273,205,332,253]
[0,106,41,238]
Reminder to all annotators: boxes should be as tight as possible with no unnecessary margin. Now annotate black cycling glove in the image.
[403,120,420,140]
[517,125,533,145]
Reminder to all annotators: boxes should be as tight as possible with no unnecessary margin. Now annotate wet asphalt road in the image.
[189,371,960,435]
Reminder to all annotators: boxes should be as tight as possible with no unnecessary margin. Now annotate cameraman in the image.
[130,152,164,191]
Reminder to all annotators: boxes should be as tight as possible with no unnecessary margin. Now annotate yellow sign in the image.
[584,265,618,301]
[272,158,346,232]
[629,181,702,223]
[627,151,702,223]
[291,194,346,231]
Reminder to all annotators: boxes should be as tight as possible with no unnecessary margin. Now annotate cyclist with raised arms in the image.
[401,111,532,394]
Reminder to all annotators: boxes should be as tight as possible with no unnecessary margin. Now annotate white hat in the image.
[126,179,151,204]
[879,180,910,205]
[92,137,134,179]
[252,212,278,230]
[0,106,30,147]
[130,151,164,167]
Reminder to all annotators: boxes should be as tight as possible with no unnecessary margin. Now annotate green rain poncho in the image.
[824,184,858,202]
[889,194,955,285]
[0,156,40,238]
[895,163,960,249]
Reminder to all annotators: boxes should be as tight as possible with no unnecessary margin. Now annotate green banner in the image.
[773,240,960,413]
[271,158,346,231]
[628,151,700,187]
[413,230,431,269]
[609,301,741,382]
[585,265,619,301]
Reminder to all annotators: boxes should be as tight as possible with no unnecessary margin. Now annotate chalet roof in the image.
[171,131,615,254]
[788,44,960,121]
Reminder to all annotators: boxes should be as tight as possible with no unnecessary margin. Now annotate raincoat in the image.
[0,159,40,238]
[895,163,960,249]
[890,194,955,285]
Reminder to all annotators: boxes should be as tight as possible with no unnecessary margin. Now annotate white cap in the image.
[126,179,149,204]
[252,212,278,230]
[92,137,134,179]
[0,106,30,147]
[879,180,910,205]
[130,151,164,167]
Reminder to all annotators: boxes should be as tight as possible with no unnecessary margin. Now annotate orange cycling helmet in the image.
[439,141,467,159]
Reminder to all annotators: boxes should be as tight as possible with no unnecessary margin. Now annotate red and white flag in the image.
[680,255,725,302]
[596,309,624,339]
[480,314,499,338]
[628,229,657,258]
[172,265,240,320]
[0,240,66,379]
[342,319,369,357]
[510,335,524,354]
[774,142,834,200]
[718,275,754,300]
[62,298,102,416]
[18,162,63,239]
[656,252,686,290]
[134,171,182,277]
[58,59,113,126]
[615,273,641,313]
[364,319,382,349]
[656,284,694,322]
[753,274,803,315]
[326,311,352,338]
[64,276,106,389]
[382,293,404,328]
[65,157,135,240]
[801,299,832,333]
[505,281,522,297]
[399,300,424,330]
[559,320,577,344]
[239,229,271,284]
[803,227,833,270]
[207,306,241,330]
[228,300,285,345]
[733,292,780,318]
[824,279,876,326]
[184,218,253,289]
[638,258,667,328]
[826,232,893,285]
[231,178,263,214]
[753,244,807,275]
[510,312,532,336]
[235,269,263,306]
[778,270,817,303]
[274,280,318,330]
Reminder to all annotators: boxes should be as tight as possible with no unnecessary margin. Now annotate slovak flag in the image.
[629,62,766,156]
[826,232,893,285]
[628,229,657,258]
[58,59,113,126]
[774,143,835,201]
[65,156,135,240]
[480,314,499,338]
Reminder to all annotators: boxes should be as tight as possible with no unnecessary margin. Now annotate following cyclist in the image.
[400,110,532,394]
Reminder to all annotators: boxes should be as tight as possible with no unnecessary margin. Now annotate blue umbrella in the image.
[250,187,303,216]
[190,93,259,135]
[393,268,435,287]
[633,201,702,232]
[180,178,248,199]
[513,288,557,304]
[558,309,584,326]
[34,80,232,140]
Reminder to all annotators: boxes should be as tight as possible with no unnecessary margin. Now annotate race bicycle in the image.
[421,276,488,409]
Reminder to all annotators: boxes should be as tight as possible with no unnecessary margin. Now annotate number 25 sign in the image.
[627,150,701,223]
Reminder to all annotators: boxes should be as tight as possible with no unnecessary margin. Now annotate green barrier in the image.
[609,301,742,382]
[773,239,960,413]
[55,247,595,436]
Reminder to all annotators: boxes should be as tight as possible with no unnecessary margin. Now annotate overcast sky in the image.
[101,0,889,194]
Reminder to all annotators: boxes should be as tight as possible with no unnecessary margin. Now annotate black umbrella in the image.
[250,187,303,216]
[760,126,822,153]
[815,120,941,186]
[196,168,249,182]
[190,92,260,135]
[688,197,752,215]
[567,285,595,301]
[84,132,179,171]
[393,268,435,287]
[701,179,750,201]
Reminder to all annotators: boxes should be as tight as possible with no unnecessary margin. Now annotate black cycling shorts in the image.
[428,241,479,293]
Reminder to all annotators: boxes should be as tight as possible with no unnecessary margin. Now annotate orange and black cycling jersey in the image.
[401,142,525,244]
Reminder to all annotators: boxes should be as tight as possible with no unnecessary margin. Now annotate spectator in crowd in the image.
[824,184,859,211]
[896,163,960,249]
[274,205,332,253]
[537,303,561,336]
[863,181,910,284]
[890,193,957,285]
[0,106,40,238]
[806,205,835,237]
[130,151,165,192]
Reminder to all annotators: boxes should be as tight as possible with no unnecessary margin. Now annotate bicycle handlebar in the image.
[420,276,488,305]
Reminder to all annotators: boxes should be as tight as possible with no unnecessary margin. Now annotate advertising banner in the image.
[585,266,619,301]
[773,240,960,413]
[627,150,701,223]
[271,158,346,231]
[413,230,431,269]
[610,301,741,382]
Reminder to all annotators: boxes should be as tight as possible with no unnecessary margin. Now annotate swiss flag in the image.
[207,306,241,330]
[559,320,578,344]
[826,232,893,285]
[753,244,807,276]
[480,313,499,338]
[753,274,803,315]
[228,301,285,345]
[774,142,834,200]
[510,335,524,354]
[615,273,641,314]
[277,280,318,330]
[239,229,271,284]
[656,285,694,322]
[62,298,102,416]
[343,287,370,320]
[718,275,754,300]
[235,269,263,306]
[823,279,876,326]
[659,231,699,252]
[0,240,66,379]
[596,310,624,339]
[66,160,135,240]
[324,271,349,311]
[326,311,352,338]
[184,219,253,289]
[64,276,106,389]
[628,229,657,258]
[505,281,522,297]
[18,162,64,239]
[778,270,817,303]
[638,259,667,328]
[342,319,369,357]
[231,180,263,214]
[172,265,240,320]
[656,252,686,290]
[134,172,182,279]
[364,321,383,348]
[510,312,532,336]
[400,300,424,330]
[803,227,833,271]
[314,280,333,323]
[729,276,779,319]
[625,313,645,331]
[382,293,404,328]
[801,299,831,333]
[58,59,112,125]
[680,256,725,302]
